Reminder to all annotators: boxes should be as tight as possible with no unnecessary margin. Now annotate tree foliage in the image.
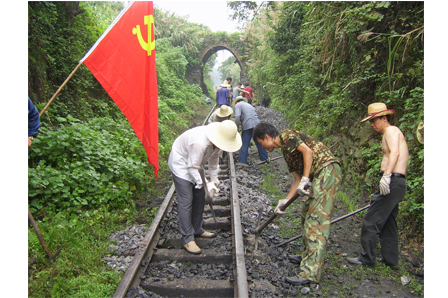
[242,1,424,237]
[28,2,211,220]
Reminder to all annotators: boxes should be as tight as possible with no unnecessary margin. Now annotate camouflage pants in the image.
[300,163,342,282]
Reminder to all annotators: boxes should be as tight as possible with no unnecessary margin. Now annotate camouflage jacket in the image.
[280,129,340,179]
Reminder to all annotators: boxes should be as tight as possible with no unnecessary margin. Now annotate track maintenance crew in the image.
[347,103,409,269]
[168,120,242,254]
[253,122,342,285]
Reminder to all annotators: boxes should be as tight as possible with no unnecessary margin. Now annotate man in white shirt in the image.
[168,120,242,254]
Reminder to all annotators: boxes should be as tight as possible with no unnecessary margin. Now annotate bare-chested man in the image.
[348,103,409,269]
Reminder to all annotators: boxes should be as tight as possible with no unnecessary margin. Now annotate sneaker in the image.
[347,257,364,265]
[197,231,216,238]
[183,241,202,254]
[236,162,248,167]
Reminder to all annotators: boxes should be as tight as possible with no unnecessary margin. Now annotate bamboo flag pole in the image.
[39,62,84,117]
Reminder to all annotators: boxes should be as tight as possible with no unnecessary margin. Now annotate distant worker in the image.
[207,105,233,124]
[242,83,256,105]
[216,82,232,107]
[233,96,268,166]
[347,103,409,269]
[232,82,243,100]
[168,120,242,254]
[28,97,40,147]
[253,122,342,285]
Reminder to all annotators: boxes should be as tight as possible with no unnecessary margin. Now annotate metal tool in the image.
[274,204,371,247]
[28,208,62,261]
[200,168,218,224]
[254,206,263,251]
[253,192,301,251]
[255,156,284,166]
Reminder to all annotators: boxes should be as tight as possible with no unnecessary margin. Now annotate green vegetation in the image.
[240,1,424,240]
[28,2,214,297]
[28,1,424,297]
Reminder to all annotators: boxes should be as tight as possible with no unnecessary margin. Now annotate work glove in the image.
[207,182,219,194]
[379,174,391,195]
[210,175,220,187]
[297,176,311,196]
[274,199,289,216]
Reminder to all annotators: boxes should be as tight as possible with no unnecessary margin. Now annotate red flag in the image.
[81,1,159,177]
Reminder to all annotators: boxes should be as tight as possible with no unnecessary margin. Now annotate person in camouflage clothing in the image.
[253,122,342,285]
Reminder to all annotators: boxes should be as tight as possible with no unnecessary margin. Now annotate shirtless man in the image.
[348,103,409,269]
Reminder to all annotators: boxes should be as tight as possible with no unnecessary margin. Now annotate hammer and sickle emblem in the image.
[132,15,155,56]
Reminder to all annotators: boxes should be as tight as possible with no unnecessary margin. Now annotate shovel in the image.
[200,168,217,224]
[274,204,371,247]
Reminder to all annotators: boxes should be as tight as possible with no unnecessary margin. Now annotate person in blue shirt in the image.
[28,98,40,147]
[232,96,268,166]
[215,83,232,107]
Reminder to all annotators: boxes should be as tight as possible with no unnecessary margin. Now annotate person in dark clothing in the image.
[347,103,409,269]
[28,98,40,147]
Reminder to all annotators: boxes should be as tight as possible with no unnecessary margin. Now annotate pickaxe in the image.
[274,204,371,247]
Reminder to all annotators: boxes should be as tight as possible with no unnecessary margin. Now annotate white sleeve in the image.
[187,143,206,187]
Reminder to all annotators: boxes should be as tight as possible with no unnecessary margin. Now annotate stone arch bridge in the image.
[184,33,250,97]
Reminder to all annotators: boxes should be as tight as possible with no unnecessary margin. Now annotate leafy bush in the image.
[28,115,149,218]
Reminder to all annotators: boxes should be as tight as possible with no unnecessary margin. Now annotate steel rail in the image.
[228,153,249,298]
[114,103,249,297]
[113,183,176,298]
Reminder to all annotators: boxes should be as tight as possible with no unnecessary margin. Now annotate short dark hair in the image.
[227,77,232,81]
[253,122,279,141]
[245,83,250,87]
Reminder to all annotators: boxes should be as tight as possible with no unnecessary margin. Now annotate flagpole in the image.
[39,62,84,117]
[39,1,135,118]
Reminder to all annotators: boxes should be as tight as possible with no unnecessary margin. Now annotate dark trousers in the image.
[359,174,407,267]
[172,173,206,245]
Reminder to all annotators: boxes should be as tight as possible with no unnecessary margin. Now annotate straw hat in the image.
[416,121,424,144]
[220,83,231,88]
[216,105,233,118]
[360,103,397,123]
[206,120,242,152]
[231,96,248,107]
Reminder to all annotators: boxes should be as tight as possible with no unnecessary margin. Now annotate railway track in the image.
[112,106,249,298]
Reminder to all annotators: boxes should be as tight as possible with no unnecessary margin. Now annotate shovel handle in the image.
[254,193,300,234]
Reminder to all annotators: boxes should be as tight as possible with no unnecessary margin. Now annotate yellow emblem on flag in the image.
[132,15,155,56]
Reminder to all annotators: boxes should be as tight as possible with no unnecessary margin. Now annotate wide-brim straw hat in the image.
[220,83,231,88]
[416,121,424,144]
[206,120,242,152]
[216,105,233,118]
[360,102,397,123]
[231,96,247,107]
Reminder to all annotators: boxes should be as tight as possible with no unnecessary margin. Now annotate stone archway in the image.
[185,34,249,97]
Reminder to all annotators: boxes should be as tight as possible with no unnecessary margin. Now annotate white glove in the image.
[297,176,311,196]
[207,182,219,194]
[274,199,288,216]
[195,183,203,189]
[211,176,220,187]
[379,174,391,195]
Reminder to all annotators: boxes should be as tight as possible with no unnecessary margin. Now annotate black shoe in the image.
[378,258,399,270]
[286,275,315,285]
[288,254,302,264]
[347,257,363,265]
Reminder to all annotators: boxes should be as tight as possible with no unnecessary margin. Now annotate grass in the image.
[258,165,424,298]
[28,206,149,297]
